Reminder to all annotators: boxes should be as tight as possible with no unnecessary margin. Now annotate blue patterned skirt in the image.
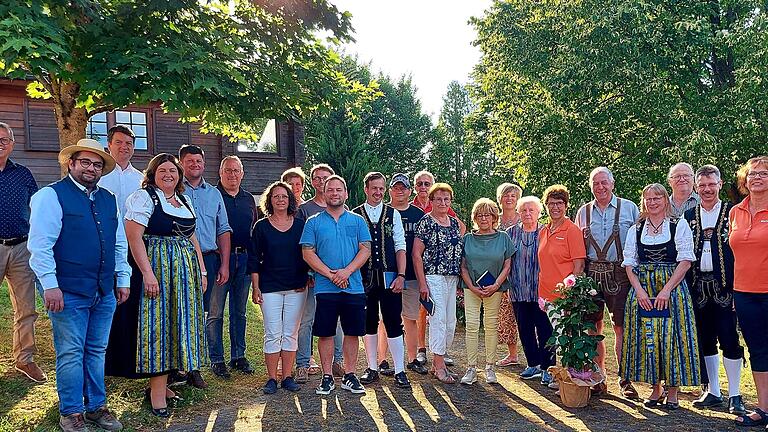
[619,262,700,386]
[137,235,207,374]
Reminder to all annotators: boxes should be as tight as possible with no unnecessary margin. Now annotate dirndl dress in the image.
[135,187,207,374]
[620,219,700,386]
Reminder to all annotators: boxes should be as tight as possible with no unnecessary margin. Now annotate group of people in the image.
[2,119,768,431]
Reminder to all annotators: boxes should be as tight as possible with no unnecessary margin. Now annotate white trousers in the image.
[261,290,307,354]
[427,275,458,356]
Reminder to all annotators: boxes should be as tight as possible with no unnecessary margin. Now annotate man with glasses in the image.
[179,144,232,388]
[576,167,639,398]
[0,122,46,383]
[668,162,700,217]
[684,165,746,415]
[295,163,345,382]
[28,139,129,432]
[207,156,257,378]
[411,170,465,366]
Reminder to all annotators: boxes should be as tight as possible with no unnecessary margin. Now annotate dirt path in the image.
[166,327,748,432]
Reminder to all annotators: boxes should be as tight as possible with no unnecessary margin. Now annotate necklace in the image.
[520,229,538,247]
[647,218,664,234]
[164,194,175,200]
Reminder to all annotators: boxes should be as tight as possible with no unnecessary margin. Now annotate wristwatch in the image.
[397,273,406,279]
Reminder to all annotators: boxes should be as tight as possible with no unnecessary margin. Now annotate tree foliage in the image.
[471,0,768,206]
[429,80,505,218]
[304,57,433,206]
[0,0,373,148]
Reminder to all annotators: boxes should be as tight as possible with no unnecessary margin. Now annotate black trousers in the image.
[735,292,768,372]
[512,301,555,369]
[365,271,404,337]
[694,296,744,384]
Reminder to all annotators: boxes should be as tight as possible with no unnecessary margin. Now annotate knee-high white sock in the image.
[723,356,743,397]
[388,336,405,373]
[704,355,721,397]
[364,334,378,370]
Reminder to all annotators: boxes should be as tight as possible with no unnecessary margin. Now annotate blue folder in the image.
[475,271,497,288]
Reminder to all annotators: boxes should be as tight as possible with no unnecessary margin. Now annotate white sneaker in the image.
[461,367,477,385]
[485,366,498,384]
[444,356,455,366]
[416,349,427,365]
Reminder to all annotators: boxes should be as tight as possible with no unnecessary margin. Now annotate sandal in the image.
[735,408,768,427]
[495,356,519,367]
[432,367,456,384]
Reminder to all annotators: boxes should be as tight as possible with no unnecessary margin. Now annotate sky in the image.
[331,0,494,123]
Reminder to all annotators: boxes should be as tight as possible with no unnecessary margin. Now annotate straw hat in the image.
[58,139,116,175]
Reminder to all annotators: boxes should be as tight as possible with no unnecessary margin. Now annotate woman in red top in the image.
[537,184,586,387]
[730,156,768,426]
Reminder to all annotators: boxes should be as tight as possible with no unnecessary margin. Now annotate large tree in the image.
[304,57,433,205]
[471,0,767,205]
[0,0,371,148]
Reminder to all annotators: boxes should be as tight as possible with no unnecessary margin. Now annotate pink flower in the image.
[564,274,577,287]
[538,296,547,312]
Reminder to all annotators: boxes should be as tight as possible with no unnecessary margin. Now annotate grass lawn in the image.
[0,281,266,432]
[0,279,759,431]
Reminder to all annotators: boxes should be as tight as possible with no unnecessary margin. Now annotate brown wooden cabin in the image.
[0,78,305,195]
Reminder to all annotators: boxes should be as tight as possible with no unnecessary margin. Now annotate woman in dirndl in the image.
[123,153,208,417]
[621,183,699,410]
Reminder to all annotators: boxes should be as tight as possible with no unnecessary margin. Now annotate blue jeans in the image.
[296,285,343,367]
[207,252,250,363]
[46,289,117,416]
[202,252,221,313]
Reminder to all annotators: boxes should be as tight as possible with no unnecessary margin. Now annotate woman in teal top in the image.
[459,198,515,385]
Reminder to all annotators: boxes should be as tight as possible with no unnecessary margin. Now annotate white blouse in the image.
[124,188,195,227]
[622,218,696,267]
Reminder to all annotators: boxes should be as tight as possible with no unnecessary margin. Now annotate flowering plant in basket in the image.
[546,274,605,375]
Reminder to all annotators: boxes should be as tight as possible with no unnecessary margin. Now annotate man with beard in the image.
[352,172,410,388]
[28,139,129,432]
[685,165,746,415]
[300,175,371,395]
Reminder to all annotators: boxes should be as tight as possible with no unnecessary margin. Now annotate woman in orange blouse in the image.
[730,156,768,426]
[537,184,586,387]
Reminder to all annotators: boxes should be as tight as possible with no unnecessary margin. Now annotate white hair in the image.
[516,195,543,213]
[667,162,694,179]
[589,167,614,186]
[220,155,243,170]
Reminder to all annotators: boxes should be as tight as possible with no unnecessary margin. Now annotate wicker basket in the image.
[559,381,591,408]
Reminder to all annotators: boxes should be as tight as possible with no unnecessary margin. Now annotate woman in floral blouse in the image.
[413,183,465,383]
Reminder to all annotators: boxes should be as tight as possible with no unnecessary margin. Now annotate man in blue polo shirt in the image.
[300,175,371,396]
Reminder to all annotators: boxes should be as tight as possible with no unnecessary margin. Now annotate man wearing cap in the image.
[28,139,130,432]
[352,172,410,388]
[0,122,45,383]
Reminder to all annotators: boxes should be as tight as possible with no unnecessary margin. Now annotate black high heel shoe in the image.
[145,388,184,404]
[151,407,170,418]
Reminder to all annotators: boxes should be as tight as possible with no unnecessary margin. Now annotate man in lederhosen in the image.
[576,166,639,398]
[685,164,746,415]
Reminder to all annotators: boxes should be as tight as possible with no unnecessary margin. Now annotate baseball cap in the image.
[389,173,411,188]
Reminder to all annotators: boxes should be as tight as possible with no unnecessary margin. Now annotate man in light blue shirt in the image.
[178,144,232,388]
[300,175,371,396]
[575,166,640,399]
[27,139,129,431]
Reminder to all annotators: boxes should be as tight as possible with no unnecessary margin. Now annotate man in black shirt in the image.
[211,156,257,378]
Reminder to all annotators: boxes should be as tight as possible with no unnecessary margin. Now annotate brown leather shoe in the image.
[59,413,87,432]
[85,407,123,431]
[15,362,47,383]
[187,370,208,389]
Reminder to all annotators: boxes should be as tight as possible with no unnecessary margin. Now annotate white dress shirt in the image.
[97,163,143,218]
[698,200,721,272]
[363,201,406,252]
[622,218,696,267]
[28,175,131,290]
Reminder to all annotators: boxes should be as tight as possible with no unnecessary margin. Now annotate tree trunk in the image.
[49,77,88,177]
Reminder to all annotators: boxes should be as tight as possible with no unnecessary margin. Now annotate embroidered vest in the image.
[353,204,397,288]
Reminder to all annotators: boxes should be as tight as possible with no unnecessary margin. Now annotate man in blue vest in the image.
[28,139,130,432]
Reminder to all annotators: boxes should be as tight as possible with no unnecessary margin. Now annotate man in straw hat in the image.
[28,138,130,432]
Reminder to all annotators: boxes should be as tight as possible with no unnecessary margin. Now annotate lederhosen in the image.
[352,204,404,338]
[583,198,631,326]
[686,203,743,383]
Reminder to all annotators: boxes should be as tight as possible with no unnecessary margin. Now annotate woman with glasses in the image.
[249,181,309,394]
[495,183,523,367]
[621,183,698,410]
[122,153,208,417]
[413,183,465,383]
[459,198,514,385]
[730,156,768,426]
[537,184,586,388]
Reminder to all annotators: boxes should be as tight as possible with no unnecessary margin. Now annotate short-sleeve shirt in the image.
[398,205,425,281]
[538,218,587,301]
[414,214,463,276]
[0,159,38,238]
[729,196,768,294]
[299,210,372,295]
[183,178,232,252]
[461,230,515,291]
[297,199,326,221]
[124,188,195,226]
[575,195,639,262]
[218,185,256,249]
[248,217,308,294]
